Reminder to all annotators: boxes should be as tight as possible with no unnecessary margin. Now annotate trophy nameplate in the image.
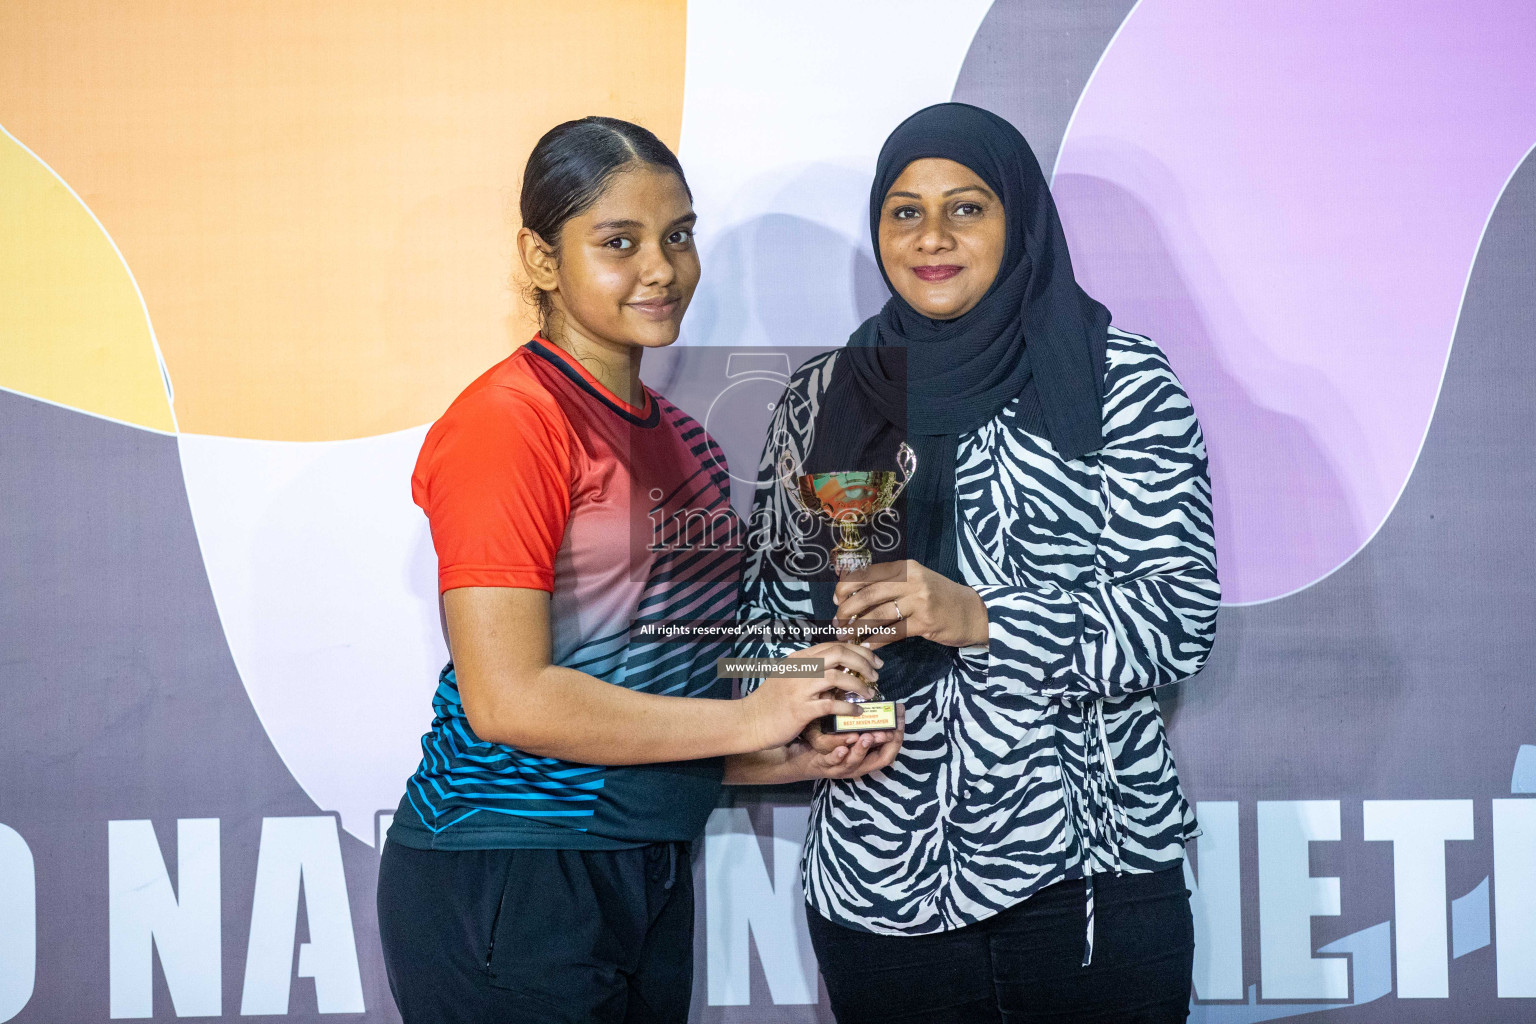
[831,699,898,733]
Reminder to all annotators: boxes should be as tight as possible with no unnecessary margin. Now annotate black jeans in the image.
[807,866,1194,1024]
[377,839,694,1024]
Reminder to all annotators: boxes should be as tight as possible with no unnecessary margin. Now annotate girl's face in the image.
[539,164,700,350]
[877,157,1005,320]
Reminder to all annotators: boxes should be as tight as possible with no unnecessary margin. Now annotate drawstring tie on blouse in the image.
[1067,701,1130,967]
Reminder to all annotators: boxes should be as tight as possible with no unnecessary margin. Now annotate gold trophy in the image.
[777,443,916,732]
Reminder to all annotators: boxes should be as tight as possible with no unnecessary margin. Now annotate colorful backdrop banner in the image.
[2,2,1534,1021]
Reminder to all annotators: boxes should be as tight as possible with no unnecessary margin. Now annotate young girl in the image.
[376,117,901,1024]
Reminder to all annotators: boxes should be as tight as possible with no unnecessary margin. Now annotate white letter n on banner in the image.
[1185,802,1243,1000]
[705,806,818,1006]
[240,816,365,1015]
[108,818,222,1019]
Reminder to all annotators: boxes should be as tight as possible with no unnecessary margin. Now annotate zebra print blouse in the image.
[741,327,1220,941]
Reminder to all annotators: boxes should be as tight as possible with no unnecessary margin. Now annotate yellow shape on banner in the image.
[0,1,686,441]
[0,129,174,432]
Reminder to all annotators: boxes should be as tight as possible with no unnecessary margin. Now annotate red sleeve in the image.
[411,383,572,594]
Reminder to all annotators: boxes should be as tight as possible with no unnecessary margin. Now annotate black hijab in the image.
[802,102,1111,695]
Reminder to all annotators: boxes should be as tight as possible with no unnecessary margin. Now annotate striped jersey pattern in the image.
[406,457,739,832]
[741,328,1219,935]
[394,339,742,850]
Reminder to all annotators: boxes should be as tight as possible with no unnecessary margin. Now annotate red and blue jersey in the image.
[388,337,742,850]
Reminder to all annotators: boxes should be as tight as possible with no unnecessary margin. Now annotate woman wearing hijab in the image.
[741,103,1220,1022]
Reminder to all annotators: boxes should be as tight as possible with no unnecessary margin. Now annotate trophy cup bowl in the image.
[778,442,916,575]
[777,442,915,733]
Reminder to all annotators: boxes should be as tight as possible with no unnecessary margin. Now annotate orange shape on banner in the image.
[0,1,685,440]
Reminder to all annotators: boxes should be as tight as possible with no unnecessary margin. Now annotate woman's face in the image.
[542,163,700,350]
[877,157,1005,320]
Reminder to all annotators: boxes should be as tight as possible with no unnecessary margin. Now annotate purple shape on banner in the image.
[1053,0,1536,603]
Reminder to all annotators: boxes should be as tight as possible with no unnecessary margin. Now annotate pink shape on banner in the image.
[1054,0,1536,603]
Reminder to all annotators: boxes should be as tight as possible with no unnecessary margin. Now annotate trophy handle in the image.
[890,442,917,501]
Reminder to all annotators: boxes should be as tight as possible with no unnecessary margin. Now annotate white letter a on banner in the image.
[240,816,364,1014]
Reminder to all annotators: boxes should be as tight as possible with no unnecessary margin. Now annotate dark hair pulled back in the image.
[519,116,692,331]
